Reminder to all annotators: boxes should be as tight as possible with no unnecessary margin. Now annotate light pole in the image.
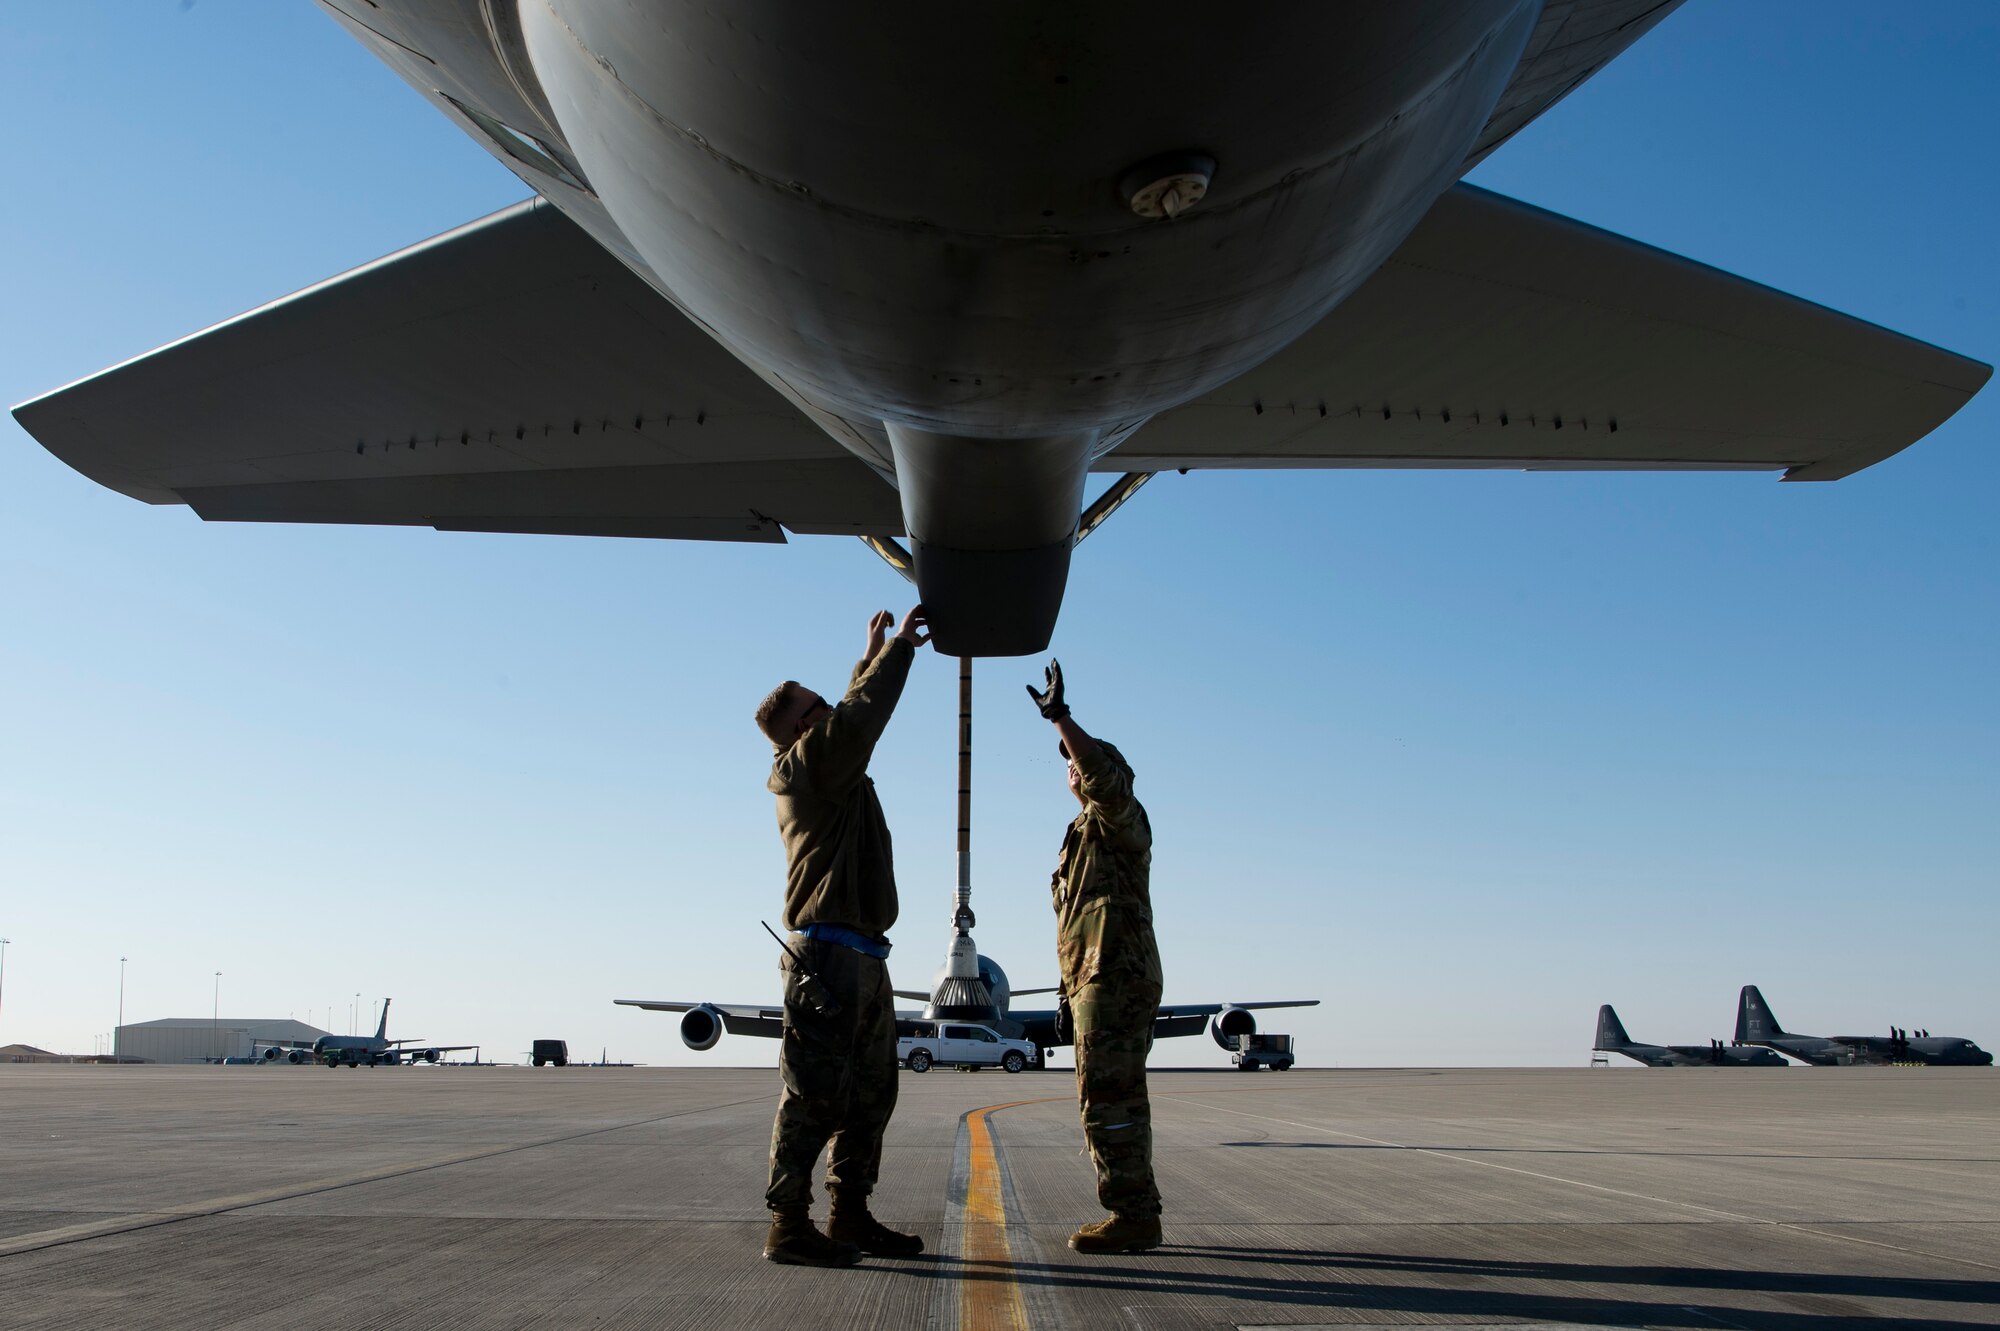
[353,992,360,1036]
[116,957,127,1064]
[212,971,221,1064]
[0,937,11,1037]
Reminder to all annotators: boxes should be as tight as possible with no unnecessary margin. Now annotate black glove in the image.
[1025,658,1069,721]
[1053,993,1072,1044]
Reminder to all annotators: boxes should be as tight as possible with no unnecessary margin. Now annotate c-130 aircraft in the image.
[1735,986,1993,1068]
[1593,1004,1785,1068]
[9,3,1988,659]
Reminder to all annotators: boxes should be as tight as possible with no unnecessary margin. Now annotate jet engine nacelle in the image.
[680,1005,724,1052]
[262,1046,282,1061]
[1211,1007,1258,1052]
[419,1048,440,1064]
[262,1046,309,1064]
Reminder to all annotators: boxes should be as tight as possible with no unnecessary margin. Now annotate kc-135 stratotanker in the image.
[11,3,1988,656]
[617,924,1313,1059]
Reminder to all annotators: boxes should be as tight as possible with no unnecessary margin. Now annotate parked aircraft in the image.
[1735,986,1992,1068]
[313,999,476,1068]
[618,920,1315,1056]
[1593,1004,1785,1068]
[255,1043,315,1066]
[11,3,1988,657]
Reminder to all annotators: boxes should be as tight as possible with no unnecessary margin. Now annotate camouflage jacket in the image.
[769,637,913,935]
[1050,740,1162,993]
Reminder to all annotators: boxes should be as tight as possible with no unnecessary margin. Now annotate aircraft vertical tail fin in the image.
[1736,985,1784,1042]
[1594,1004,1631,1050]
[375,997,392,1042]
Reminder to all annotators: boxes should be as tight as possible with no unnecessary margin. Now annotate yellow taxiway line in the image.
[958,1096,1065,1331]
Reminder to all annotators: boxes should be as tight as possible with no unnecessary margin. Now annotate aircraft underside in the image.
[507,2,1546,650]
[10,2,1989,655]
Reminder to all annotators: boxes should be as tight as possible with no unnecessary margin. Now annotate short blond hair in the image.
[755,681,801,747]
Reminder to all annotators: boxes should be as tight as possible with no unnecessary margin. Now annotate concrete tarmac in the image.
[1,1064,1995,1330]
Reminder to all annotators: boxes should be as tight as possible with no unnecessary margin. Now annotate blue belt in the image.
[801,923,892,959]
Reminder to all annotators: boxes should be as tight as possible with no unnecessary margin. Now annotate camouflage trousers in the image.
[1071,977,1164,1217]
[765,936,900,1211]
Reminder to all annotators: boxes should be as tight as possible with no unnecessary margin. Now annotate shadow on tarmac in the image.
[884,1245,2000,1331]
[1218,1141,2000,1163]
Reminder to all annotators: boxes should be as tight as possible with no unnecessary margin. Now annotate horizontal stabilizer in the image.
[1111,185,1989,481]
[13,201,903,541]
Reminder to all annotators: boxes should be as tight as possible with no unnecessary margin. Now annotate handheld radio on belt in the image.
[762,921,841,1018]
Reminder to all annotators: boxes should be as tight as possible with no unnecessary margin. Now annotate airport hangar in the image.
[112,1018,326,1065]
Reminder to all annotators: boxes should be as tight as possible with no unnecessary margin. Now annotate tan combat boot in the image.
[1067,1213,1162,1254]
[826,1193,924,1256]
[763,1207,863,1267]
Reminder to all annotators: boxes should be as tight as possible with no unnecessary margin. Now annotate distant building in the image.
[2,1043,68,1063]
[114,1018,329,1065]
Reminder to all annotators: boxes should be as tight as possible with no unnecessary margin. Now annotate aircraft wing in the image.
[1008,999,1319,1048]
[1150,1000,1321,1041]
[11,200,903,543]
[1663,1044,1729,1062]
[613,998,785,1040]
[1106,183,1991,482]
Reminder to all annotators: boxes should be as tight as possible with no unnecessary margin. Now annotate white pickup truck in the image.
[898,1021,1038,1073]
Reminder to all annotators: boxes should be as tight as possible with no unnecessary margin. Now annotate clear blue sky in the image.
[2,3,1994,1067]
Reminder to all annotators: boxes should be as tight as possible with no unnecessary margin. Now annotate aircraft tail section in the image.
[375,998,391,1042]
[1594,1004,1631,1050]
[1736,985,1785,1042]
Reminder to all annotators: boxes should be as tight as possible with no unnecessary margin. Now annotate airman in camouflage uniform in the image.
[752,606,931,1267]
[1027,660,1165,1254]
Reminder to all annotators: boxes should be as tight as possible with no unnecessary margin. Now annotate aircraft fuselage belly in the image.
[517,1,1541,651]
